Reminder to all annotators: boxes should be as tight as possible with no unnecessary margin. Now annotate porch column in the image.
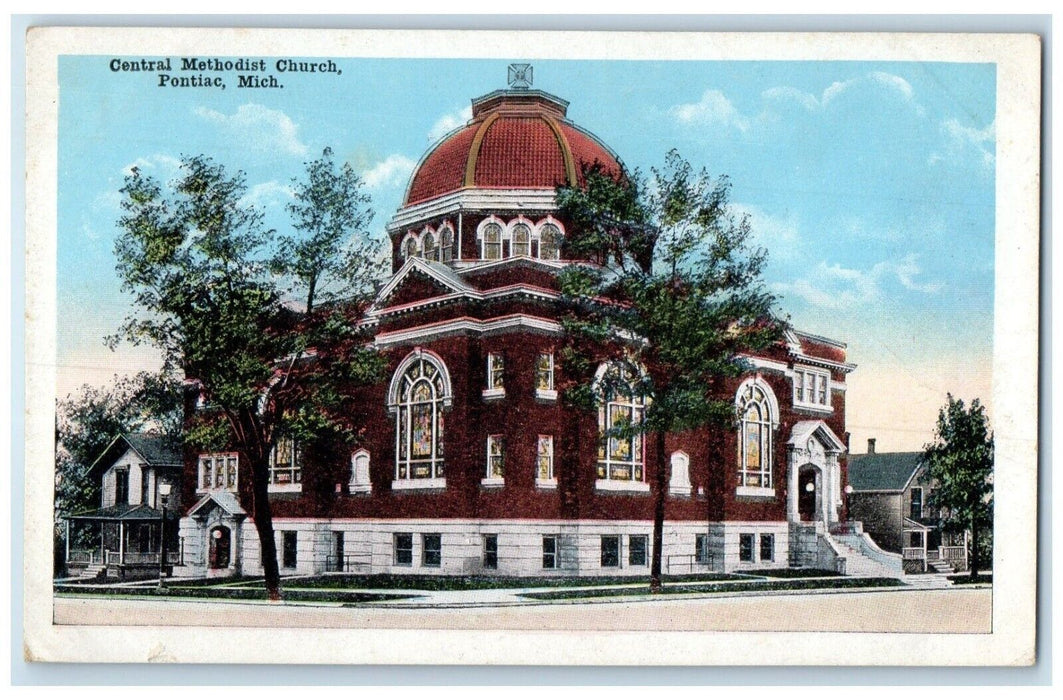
[819,466,830,525]
[119,521,125,565]
[64,520,70,563]
[827,453,840,523]
[787,450,799,521]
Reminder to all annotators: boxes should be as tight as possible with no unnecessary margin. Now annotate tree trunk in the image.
[650,429,668,594]
[250,456,282,600]
[969,514,979,581]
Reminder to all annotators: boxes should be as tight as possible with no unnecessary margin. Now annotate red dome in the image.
[404,89,623,206]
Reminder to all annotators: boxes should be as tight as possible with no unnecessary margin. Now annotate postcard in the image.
[23,27,1040,665]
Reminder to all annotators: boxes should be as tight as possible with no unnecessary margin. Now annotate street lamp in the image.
[157,483,172,590]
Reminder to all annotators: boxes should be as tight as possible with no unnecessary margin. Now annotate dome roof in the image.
[403,89,623,206]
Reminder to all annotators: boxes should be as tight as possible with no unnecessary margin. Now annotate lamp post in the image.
[157,483,172,590]
[844,484,854,523]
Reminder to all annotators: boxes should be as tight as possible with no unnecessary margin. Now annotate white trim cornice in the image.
[388,188,559,232]
[375,314,563,348]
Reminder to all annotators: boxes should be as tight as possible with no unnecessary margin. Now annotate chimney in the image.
[867,438,876,455]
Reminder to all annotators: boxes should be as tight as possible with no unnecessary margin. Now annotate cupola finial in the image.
[507,63,533,89]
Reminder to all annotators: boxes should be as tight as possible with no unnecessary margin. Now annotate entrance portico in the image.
[786,421,847,525]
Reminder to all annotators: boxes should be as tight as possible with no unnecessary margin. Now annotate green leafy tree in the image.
[55,373,183,556]
[113,154,385,599]
[556,151,787,592]
[923,394,994,578]
[273,147,383,313]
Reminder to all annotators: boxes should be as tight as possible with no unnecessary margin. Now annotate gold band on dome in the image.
[463,112,500,188]
[541,115,579,187]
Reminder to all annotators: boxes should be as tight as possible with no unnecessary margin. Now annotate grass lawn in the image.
[53,584,412,604]
[947,573,993,585]
[520,577,905,601]
[741,568,841,578]
[228,572,746,591]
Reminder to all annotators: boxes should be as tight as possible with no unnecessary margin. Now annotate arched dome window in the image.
[389,351,452,483]
[402,235,420,260]
[423,230,437,262]
[511,222,532,257]
[539,222,562,260]
[439,225,454,262]
[736,379,777,489]
[595,363,647,483]
[481,221,503,260]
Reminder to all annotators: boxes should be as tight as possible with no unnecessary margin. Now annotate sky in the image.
[56,56,996,453]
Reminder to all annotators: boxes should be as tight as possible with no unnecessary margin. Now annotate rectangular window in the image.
[542,535,558,569]
[269,438,302,486]
[910,487,923,520]
[739,533,755,562]
[422,534,442,568]
[483,534,498,570]
[486,435,505,479]
[394,533,413,566]
[535,353,555,391]
[114,469,129,505]
[487,353,505,390]
[759,533,775,562]
[695,534,710,564]
[141,470,150,505]
[282,531,298,569]
[601,535,620,568]
[629,535,648,567]
[794,368,831,408]
[536,435,554,481]
[199,453,238,492]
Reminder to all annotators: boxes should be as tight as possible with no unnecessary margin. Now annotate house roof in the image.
[65,503,177,522]
[87,432,182,479]
[848,452,923,492]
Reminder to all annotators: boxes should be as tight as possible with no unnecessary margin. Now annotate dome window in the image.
[481,222,503,260]
[539,222,562,260]
[423,231,437,262]
[511,223,532,257]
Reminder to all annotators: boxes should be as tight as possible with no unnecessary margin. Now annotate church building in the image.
[174,68,870,580]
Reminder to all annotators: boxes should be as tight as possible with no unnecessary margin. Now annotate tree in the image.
[113,154,385,599]
[54,373,183,558]
[556,151,787,593]
[273,147,383,313]
[922,394,994,579]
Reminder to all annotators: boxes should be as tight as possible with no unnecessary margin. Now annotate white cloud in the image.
[775,254,942,310]
[942,117,996,168]
[193,103,307,156]
[762,71,918,113]
[731,203,801,255]
[239,181,295,209]
[670,89,750,132]
[121,153,182,178]
[361,154,416,189]
[428,106,472,143]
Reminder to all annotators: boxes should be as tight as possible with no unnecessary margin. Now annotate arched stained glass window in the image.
[439,226,454,262]
[482,222,503,260]
[403,236,420,260]
[423,231,437,261]
[511,223,531,257]
[539,223,562,260]
[737,382,774,488]
[596,364,646,482]
[392,354,450,481]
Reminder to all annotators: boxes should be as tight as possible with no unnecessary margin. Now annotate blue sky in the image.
[57,57,996,451]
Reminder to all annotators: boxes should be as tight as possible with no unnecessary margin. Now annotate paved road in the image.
[53,587,992,633]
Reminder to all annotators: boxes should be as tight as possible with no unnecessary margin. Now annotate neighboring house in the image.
[172,70,883,581]
[62,433,183,579]
[847,439,968,573]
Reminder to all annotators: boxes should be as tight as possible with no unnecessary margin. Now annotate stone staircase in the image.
[80,563,107,580]
[830,537,904,578]
[928,558,955,575]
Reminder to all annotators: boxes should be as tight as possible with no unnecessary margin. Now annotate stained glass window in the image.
[535,353,554,391]
[403,236,420,260]
[487,353,505,390]
[487,435,505,479]
[482,222,502,260]
[738,383,773,488]
[596,365,646,482]
[198,453,238,492]
[393,355,449,481]
[512,223,531,256]
[269,439,302,485]
[440,226,454,262]
[537,435,554,481]
[539,223,561,259]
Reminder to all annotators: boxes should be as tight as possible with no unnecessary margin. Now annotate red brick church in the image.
[174,69,896,580]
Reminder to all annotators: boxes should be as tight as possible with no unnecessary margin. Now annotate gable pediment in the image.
[369,258,472,315]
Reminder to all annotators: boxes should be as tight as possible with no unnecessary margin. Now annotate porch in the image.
[63,504,181,579]
[901,518,968,573]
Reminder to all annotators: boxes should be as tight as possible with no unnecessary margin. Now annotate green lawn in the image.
[521,577,905,601]
[227,572,746,591]
[53,584,411,604]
